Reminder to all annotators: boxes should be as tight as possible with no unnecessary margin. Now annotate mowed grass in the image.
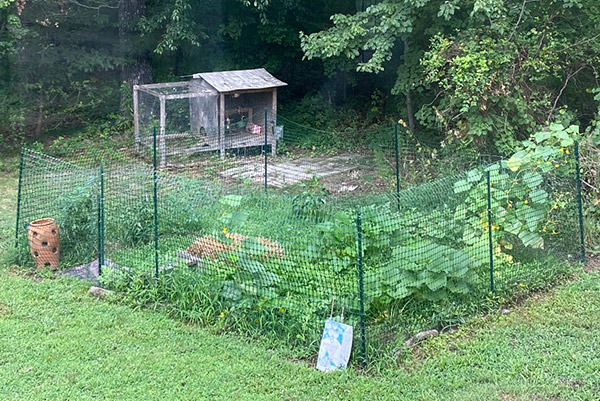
[1,152,600,400]
[0,267,599,400]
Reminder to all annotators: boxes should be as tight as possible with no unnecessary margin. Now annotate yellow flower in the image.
[518,283,525,288]
[546,161,551,165]
[559,148,564,153]
[553,204,558,210]
[219,312,225,318]
[555,164,560,168]
[279,307,286,313]
[565,149,570,154]
[222,227,228,234]
[524,199,529,205]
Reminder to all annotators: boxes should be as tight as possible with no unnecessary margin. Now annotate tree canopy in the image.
[1,0,599,154]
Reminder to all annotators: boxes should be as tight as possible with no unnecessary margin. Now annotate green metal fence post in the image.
[98,164,104,276]
[97,190,101,272]
[264,107,268,191]
[14,148,24,248]
[394,123,400,211]
[486,170,494,292]
[153,126,160,278]
[575,141,586,263]
[356,209,367,369]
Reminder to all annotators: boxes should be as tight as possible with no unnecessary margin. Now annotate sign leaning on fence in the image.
[316,319,354,372]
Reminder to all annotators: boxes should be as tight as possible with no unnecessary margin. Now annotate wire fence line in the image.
[12,120,585,367]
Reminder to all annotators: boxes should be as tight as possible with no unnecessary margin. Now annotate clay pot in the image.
[28,218,60,270]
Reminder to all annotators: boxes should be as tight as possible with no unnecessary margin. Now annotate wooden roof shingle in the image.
[192,68,287,93]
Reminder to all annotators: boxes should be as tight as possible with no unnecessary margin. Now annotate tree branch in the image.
[547,65,586,121]
[68,0,117,10]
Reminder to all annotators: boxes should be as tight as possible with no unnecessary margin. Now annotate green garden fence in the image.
[13,123,585,367]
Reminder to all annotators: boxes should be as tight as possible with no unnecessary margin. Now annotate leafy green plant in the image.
[292,176,330,222]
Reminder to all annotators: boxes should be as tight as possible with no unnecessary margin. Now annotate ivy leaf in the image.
[504,219,522,235]
[518,230,544,248]
[467,169,483,183]
[525,208,546,229]
[447,279,469,294]
[529,189,548,204]
[420,270,447,291]
[453,179,472,193]
[522,172,543,189]
[533,131,551,143]
[507,150,527,172]
[389,282,412,299]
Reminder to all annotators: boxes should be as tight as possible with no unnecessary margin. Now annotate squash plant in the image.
[455,124,578,258]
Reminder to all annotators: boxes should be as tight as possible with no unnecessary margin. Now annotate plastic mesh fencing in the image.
[13,129,585,367]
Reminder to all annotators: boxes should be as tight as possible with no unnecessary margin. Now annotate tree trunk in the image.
[119,0,152,115]
[404,38,416,133]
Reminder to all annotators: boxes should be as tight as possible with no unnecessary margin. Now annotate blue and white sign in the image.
[316,319,353,372]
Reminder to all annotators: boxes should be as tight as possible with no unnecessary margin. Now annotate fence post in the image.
[394,123,400,210]
[486,170,494,292]
[575,141,586,263]
[153,126,160,278]
[14,148,25,248]
[356,209,367,369]
[264,107,268,191]
[98,165,104,276]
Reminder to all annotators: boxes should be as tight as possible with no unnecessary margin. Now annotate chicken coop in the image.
[134,68,287,167]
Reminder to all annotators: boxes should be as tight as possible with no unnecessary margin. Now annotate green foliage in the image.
[291,176,330,221]
[56,190,98,267]
[301,0,600,153]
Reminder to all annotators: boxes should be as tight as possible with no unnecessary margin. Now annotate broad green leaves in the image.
[369,240,478,303]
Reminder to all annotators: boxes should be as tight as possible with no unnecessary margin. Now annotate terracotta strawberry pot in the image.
[28,218,60,270]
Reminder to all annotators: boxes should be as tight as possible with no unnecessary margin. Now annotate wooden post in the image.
[159,95,166,168]
[219,93,225,159]
[271,88,277,155]
[133,85,139,153]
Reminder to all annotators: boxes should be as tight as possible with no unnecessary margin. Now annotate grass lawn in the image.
[2,152,599,400]
[0,267,599,400]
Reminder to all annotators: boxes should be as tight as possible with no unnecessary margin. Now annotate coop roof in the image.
[192,68,287,93]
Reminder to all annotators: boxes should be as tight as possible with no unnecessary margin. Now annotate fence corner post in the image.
[394,122,400,211]
[264,107,268,191]
[575,141,586,263]
[98,164,104,276]
[14,148,25,248]
[356,208,367,369]
[153,126,159,279]
[486,170,494,292]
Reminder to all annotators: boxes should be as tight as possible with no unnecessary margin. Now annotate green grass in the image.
[2,150,599,399]
[0,158,18,252]
[0,267,599,400]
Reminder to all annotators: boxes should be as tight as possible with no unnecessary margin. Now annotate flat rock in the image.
[404,329,440,347]
[88,286,113,298]
[414,329,439,341]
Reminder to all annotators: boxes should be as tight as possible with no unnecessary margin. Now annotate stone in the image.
[88,286,113,298]
[413,329,439,342]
